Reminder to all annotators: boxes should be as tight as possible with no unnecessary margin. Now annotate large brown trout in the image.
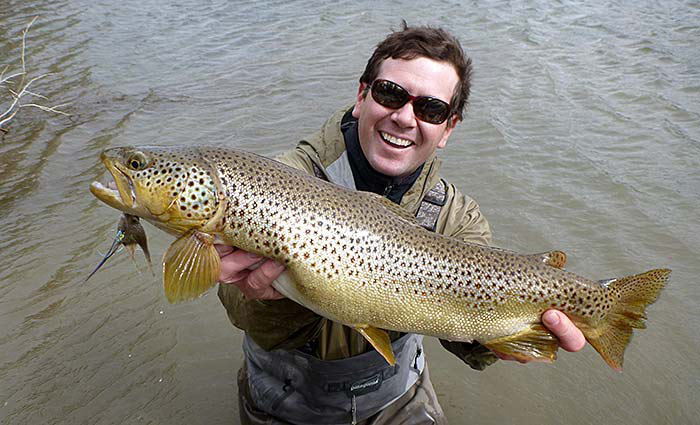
[89,146,669,370]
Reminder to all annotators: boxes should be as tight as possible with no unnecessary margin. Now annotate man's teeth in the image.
[381,132,413,147]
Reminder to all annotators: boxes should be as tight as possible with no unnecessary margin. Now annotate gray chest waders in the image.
[244,333,425,424]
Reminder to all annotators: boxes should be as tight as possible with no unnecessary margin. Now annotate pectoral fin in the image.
[354,325,396,366]
[483,324,560,363]
[162,231,220,303]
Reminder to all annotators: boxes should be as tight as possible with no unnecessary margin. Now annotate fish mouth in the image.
[90,153,140,214]
[111,166,136,208]
[90,179,139,215]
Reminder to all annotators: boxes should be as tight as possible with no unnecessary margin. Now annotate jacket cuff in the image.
[439,339,499,371]
[217,283,324,351]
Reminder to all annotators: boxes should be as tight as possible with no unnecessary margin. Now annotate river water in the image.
[1,1,698,424]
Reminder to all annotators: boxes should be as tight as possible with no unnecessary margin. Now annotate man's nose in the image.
[391,101,417,128]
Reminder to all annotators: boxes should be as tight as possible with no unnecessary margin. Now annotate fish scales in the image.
[203,148,623,339]
[90,146,670,369]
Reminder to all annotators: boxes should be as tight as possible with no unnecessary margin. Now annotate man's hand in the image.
[542,309,586,352]
[496,309,586,363]
[215,244,286,300]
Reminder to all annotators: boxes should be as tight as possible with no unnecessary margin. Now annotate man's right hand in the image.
[215,244,286,300]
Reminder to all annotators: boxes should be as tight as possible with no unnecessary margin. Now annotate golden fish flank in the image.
[90,146,670,370]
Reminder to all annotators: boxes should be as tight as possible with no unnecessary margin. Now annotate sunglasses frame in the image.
[369,79,452,125]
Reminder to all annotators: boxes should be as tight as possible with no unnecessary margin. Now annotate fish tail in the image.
[585,268,670,371]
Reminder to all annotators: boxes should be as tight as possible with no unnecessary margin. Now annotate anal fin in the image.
[484,324,560,363]
[354,325,396,366]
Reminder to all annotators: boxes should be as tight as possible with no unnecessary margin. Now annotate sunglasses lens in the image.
[372,80,409,109]
[413,98,450,124]
[370,79,450,124]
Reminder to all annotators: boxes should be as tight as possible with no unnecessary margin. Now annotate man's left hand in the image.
[496,309,586,363]
[541,309,586,352]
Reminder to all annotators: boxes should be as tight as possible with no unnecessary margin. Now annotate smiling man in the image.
[216,23,585,425]
[354,56,459,178]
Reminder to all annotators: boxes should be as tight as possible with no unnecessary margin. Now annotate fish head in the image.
[90,146,222,233]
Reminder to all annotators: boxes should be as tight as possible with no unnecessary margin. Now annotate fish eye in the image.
[127,153,148,170]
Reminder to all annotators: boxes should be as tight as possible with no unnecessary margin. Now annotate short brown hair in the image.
[359,22,472,122]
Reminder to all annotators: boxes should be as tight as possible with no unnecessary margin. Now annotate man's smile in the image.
[380,131,414,148]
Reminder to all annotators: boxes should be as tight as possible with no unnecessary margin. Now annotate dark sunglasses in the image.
[370,79,452,124]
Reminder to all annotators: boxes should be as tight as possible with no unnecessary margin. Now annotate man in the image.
[216,23,585,425]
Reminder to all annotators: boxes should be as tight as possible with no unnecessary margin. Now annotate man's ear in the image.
[352,83,369,119]
[437,115,460,149]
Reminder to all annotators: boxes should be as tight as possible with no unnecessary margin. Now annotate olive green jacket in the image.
[218,107,498,370]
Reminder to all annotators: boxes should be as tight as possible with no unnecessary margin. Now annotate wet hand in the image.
[496,310,586,363]
[541,309,586,352]
[215,244,286,300]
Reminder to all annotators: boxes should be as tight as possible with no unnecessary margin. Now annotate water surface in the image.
[1,1,698,424]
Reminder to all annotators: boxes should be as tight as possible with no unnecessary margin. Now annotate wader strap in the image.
[312,162,327,180]
[415,179,447,232]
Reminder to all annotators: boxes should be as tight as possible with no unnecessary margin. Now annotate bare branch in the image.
[0,65,9,82]
[0,108,20,128]
[23,90,50,100]
[0,16,69,133]
[1,71,26,85]
[22,103,71,116]
[0,94,22,122]
[20,16,38,81]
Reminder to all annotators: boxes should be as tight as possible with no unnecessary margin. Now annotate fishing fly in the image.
[85,214,152,281]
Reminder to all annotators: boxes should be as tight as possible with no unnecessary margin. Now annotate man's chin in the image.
[362,135,418,177]
[367,156,416,178]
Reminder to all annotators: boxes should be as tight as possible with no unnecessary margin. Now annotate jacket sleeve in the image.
[275,143,319,174]
[436,183,500,370]
[217,143,326,351]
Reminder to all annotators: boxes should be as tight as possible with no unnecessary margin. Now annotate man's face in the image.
[352,57,459,177]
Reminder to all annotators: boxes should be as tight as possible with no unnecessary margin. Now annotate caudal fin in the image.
[586,268,670,371]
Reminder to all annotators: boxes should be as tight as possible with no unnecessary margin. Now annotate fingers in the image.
[494,310,586,364]
[242,260,286,300]
[215,244,285,300]
[542,310,586,352]
[217,245,265,283]
[214,244,234,256]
